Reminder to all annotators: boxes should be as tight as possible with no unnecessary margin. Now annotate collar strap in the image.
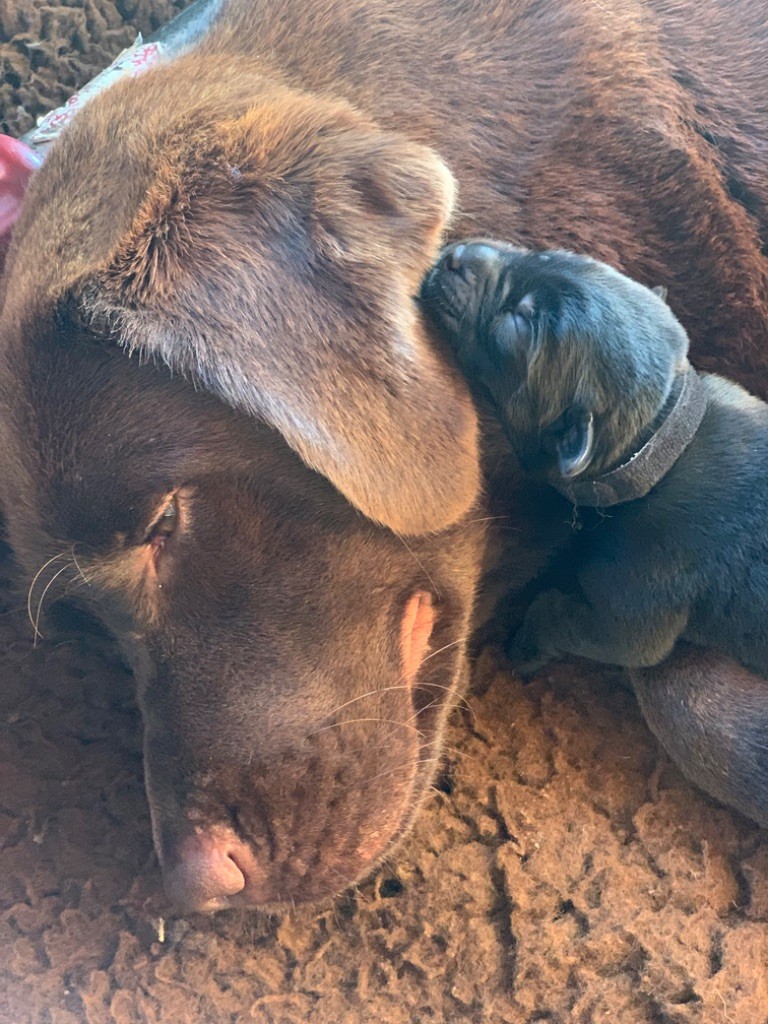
[554,366,708,508]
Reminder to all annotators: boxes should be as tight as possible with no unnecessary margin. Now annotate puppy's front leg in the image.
[508,589,688,676]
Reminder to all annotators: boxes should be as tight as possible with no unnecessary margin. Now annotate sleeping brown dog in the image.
[1,0,768,912]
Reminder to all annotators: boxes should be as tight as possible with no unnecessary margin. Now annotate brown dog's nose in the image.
[442,241,500,280]
[163,832,255,912]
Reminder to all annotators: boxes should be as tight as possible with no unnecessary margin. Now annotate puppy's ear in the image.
[90,110,478,536]
[555,408,595,479]
[651,285,669,303]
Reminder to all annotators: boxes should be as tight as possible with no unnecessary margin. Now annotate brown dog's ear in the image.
[311,127,456,290]
[92,110,479,536]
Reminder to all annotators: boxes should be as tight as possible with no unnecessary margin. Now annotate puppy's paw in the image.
[506,628,552,679]
[506,589,568,678]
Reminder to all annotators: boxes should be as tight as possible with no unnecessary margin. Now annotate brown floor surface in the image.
[2,4,768,1023]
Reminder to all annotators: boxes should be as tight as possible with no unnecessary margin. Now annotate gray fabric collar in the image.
[554,366,708,508]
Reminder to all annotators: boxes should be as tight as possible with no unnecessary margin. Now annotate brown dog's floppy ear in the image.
[311,127,456,290]
[93,110,479,536]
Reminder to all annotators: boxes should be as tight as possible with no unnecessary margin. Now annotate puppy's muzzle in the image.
[422,242,502,325]
[441,241,503,280]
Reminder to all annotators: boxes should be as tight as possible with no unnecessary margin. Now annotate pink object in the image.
[0,135,42,263]
[0,38,164,274]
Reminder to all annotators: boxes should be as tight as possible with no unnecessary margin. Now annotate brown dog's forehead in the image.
[1,48,478,540]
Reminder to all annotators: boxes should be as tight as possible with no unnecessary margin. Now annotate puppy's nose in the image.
[442,242,500,280]
[163,832,255,912]
[444,243,467,271]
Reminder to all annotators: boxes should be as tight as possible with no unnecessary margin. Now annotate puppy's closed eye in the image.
[494,293,536,356]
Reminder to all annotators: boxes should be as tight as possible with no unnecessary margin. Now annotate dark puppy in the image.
[423,242,768,680]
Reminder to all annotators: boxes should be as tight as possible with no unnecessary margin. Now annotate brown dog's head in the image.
[0,57,484,911]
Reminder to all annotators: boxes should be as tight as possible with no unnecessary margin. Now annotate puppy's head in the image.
[423,241,690,483]
[0,58,485,912]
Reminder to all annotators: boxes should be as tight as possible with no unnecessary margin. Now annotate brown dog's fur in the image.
[1,0,767,910]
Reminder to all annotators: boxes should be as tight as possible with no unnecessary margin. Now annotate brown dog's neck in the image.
[554,366,708,508]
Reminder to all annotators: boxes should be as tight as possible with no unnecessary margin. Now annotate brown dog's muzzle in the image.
[159,733,417,913]
[148,591,441,912]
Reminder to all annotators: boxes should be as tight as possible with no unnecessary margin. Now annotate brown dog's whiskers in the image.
[377,691,472,748]
[32,560,75,647]
[406,693,470,729]
[334,875,371,906]
[438,743,480,765]
[319,648,472,723]
[307,641,473,750]
[334,756,443,799]
[390,636,470,709]
[394,535,441,598]
[69,546,91,587]
[26,551,72,645]
[66,573,91,592]
[409,636,466,675]
[306,716,427,741]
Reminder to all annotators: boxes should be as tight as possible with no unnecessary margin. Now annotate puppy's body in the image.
[573,374,768,675]
[424,245,768,677]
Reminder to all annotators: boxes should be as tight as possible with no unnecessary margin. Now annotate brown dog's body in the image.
[1,0,767,911]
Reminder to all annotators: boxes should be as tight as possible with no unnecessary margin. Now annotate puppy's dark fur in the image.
[3,0,768,909]
[425,242,768,822]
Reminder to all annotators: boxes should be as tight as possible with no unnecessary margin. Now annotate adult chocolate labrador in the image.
[1,0,767,911]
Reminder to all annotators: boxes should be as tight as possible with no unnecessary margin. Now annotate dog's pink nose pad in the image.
[163,833,252,912]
